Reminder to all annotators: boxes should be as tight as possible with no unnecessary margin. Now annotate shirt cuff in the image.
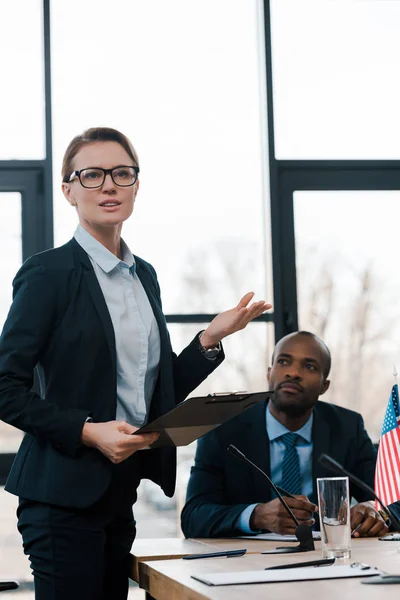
[237,503,261,534]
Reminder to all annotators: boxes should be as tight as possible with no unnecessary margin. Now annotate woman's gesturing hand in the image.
[200,292,272,348]
[81,420,159,464]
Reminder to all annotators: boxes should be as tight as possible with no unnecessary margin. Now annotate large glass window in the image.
[0,0,45,159]
[294,190,400,440]
[271,0,400,159]
[51,0,271,314]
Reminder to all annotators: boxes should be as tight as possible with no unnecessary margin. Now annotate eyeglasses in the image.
[66,166,139,188]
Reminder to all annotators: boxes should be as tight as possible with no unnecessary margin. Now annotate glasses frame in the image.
[65,165,140,188]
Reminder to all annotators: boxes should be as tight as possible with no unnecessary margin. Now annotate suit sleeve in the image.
[172,335,224,404]
[0,259,89,457]
[180,431,250,538]
[349,414,377,502]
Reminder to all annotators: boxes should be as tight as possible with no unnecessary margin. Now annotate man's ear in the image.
[267,366,271,382]
[320,379,330,396]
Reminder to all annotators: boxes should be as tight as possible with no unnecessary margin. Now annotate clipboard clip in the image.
[208,391,248,397]
[206,391,273,405]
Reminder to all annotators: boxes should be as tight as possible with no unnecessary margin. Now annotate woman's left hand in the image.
[200,292,272,348]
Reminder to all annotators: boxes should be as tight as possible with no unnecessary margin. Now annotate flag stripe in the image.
[387,430,400,499]
[374,384,400,507]
[378,441,392,504]
[380,436,396,503]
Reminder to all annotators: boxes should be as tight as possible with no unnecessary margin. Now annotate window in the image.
[271,0,400,159]
[0,0,45,159]
[294,190,400,440]
[51,0,271,313]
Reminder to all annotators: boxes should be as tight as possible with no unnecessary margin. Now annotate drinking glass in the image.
[317,476,351,559]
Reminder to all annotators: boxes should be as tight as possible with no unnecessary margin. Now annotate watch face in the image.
[204,348,219,358]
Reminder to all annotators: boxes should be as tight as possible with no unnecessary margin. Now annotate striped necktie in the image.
[281,432,301,495]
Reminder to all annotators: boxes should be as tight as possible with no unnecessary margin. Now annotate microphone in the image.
[227,444,315,553]
[318,453,400,531]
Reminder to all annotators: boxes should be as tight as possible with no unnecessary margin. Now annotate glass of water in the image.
[317,477,351,559]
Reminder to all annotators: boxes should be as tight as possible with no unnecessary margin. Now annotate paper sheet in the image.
[191,565,382,586]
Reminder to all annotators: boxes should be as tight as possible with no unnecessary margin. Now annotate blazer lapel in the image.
[311,403,331,503]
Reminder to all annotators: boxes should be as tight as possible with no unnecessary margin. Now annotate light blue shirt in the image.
[237,403,313,533]
[74,225,161,427]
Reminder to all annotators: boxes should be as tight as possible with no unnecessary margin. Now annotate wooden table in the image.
[137,538,400,599]
[129,538,218,583]
[129,537,313,583]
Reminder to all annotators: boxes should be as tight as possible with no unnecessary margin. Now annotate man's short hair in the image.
[271,331,331,378]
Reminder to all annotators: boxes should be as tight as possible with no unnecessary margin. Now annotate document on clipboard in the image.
[132,391,273,449]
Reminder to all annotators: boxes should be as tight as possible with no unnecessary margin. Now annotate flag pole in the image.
[394,365,398,388]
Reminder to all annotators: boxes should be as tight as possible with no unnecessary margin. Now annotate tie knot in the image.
[281,432,299,448]
[129,264,136,277]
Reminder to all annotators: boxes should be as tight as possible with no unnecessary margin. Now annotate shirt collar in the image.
[74,224,135,274]
[266,402,313,443]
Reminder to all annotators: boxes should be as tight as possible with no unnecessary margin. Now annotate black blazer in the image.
[0,238,223,508]
[181,400,377,538]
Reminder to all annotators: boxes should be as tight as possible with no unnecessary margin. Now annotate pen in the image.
[265,558,335,570]
[182,548,247,560]
[275,485,296,499]
[351,523,362,536]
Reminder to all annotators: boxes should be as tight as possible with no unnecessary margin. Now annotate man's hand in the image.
[250,496,317,535]
[80,421,159,464]
[350,502,389,538]
[200,292,272,348]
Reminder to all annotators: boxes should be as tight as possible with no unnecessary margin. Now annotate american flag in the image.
[374,384,400,507]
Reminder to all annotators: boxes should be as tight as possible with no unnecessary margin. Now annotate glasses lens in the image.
[80,168,104,188]
[112,167,136,186]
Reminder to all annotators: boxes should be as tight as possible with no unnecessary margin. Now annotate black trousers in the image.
[17,455,141,600]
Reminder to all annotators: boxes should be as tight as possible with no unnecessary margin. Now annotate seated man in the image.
[181,331,389,539]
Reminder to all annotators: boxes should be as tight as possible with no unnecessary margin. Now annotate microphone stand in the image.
[228,444,315,554]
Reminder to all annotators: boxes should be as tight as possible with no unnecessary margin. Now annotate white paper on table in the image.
[191,565,382,586]
[237,532,321,542]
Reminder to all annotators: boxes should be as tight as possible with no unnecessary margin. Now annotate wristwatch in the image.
[197,331,221,360]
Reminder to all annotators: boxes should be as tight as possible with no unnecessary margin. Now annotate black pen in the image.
[275,485,296,499]
[265,558,335,570]
[182,548,247,560]
[351,523,362,536]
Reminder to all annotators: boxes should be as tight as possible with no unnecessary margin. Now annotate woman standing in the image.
[0,127,270,599]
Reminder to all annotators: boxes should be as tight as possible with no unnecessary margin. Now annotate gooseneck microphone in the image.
[318,453,400,531]
[228,444,315,553]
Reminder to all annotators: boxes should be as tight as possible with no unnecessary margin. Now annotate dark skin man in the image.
[250,332,388,538]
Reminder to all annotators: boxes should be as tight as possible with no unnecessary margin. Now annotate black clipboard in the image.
[133,391,273,448]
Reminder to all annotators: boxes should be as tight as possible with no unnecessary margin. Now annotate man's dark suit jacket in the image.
[0,238,223,509]
[181,400,377,538]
